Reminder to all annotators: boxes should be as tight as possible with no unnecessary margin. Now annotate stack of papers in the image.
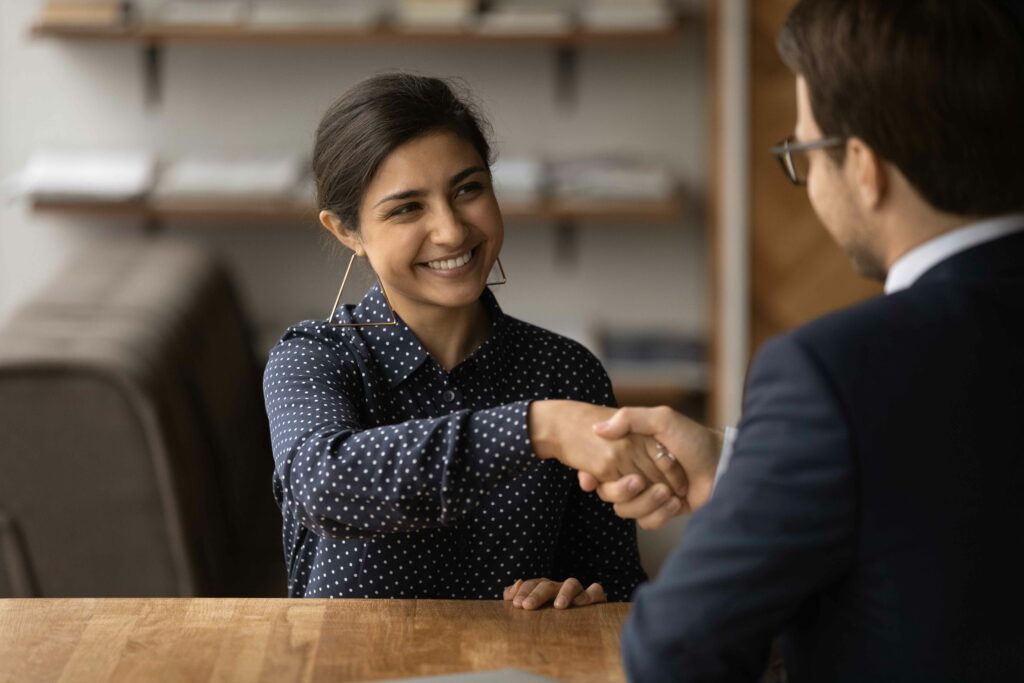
[155,1,248,27]
[154,157,307,201]
[395,0,479,31]
[248,2,383,29]
[580,0,674,32]
[13,151,156,201]
[551,157,675,201]
[477,2,572,35]
[490,158,546,204]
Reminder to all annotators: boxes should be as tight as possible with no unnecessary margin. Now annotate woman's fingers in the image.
[553,578,584,609]
[572,583,607,606]
[512,579,543,607]
[520,580,561,610]
[503,579,523,601]
[508,578,606,610]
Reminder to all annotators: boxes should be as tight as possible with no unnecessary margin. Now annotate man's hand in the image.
[528,400,688,495]
[579,406,723,528]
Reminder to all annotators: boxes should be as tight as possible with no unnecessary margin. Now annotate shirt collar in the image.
[349,283,508,389]
[884,213,1024,295]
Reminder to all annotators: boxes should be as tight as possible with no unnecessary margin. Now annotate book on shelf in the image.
[153,157,307,202]
[491,158,547,205]
[476,2,572,36]
[579,0,674,32]
[551,157,677,202]
[247,2,383,29]
[39,1,133,28]
[394,0,480,31]
[599,330,708,391]
[14,151,155,202]
[155,1,248,27]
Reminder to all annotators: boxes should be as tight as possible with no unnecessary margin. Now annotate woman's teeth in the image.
[425,249,473,271]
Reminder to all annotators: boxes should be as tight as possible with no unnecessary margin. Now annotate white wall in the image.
[0,0,710,576]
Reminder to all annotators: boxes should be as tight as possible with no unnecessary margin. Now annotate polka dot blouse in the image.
[263,283,647,600]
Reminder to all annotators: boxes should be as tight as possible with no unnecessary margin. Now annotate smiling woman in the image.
[262,73,683,608]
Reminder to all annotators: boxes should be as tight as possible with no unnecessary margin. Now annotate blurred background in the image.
[0,0,878,598]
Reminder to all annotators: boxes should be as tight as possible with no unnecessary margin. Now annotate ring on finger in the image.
[654,440,675,462]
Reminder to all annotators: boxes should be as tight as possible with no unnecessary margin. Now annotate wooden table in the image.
[0,599,630,682]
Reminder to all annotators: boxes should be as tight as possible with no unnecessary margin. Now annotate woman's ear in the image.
[319,210,364,256]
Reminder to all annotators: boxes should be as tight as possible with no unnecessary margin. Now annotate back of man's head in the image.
[778,0,1024,218]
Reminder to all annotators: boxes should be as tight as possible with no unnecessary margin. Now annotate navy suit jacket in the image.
[622,230,1024,682]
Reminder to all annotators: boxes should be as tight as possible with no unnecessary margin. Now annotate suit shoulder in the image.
[788,287,950,353]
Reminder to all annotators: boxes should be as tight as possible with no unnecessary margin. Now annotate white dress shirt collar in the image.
[884,213,1024,294]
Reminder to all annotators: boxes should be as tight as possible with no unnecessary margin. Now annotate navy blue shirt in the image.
[263,284,647,600]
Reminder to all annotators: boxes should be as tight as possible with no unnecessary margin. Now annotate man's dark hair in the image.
[313,72,493,231]
[777,0,1024,216]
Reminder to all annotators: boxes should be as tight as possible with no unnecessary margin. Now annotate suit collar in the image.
[913,228,1024,289]
[885,214,1024,294]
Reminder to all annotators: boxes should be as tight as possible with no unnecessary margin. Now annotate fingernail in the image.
[593,421,608,430]
[666,497,682,513]
[555,598,567,608]
[654,487,669,503]
[627,477,642,493]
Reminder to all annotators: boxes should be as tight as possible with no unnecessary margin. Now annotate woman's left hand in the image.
[503,577,607,610]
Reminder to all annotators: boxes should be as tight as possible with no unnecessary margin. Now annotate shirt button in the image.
[442,389,458,403]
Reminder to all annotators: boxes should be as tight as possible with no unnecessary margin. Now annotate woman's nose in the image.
[429,204,470,246]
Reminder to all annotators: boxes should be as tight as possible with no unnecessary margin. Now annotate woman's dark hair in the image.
[777,0,1024,216]
[313,73,494,230]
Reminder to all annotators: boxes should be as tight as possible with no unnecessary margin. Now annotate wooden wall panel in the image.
[749,0,880,351]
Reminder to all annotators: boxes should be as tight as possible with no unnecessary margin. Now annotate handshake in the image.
[528,400,724,529]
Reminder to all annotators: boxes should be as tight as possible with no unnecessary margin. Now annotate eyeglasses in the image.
[770,136,846,186]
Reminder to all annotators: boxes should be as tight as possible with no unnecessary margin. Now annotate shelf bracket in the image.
[143,41,163,108]
[554,45,579,107]
[554,219,578,265]
[142,213,163,236]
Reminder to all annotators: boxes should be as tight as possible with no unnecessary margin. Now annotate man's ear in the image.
[319,210,364,255]
[845,137,888,210]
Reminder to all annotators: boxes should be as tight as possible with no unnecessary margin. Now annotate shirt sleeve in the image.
[263,326,538,541]
[713,425,739,491]
[552,345,648,601]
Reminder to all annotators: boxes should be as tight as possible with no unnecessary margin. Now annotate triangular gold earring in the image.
[326,252,398,327]
[487,257,508,286]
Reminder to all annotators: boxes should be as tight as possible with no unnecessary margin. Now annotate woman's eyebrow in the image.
[449,165,487,186]
[373,166,488,208]
[374,188,423,208]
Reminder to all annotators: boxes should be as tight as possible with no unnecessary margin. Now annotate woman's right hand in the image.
[528,400,688,496]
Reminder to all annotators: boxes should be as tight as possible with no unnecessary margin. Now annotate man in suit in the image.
[570,0,1024,680]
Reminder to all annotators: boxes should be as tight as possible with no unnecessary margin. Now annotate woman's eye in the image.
[456,182,484,198]
[389,203,421,218]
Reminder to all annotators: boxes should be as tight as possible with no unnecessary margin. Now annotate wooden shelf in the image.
[30,22,684,47]
[30,195,685,225]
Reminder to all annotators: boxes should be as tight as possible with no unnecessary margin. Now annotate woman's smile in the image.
[417,245,480,278]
